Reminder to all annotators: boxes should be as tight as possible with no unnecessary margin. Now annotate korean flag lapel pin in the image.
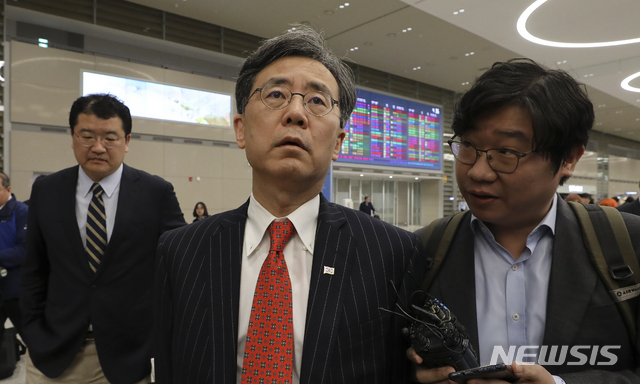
[323,266,335,275]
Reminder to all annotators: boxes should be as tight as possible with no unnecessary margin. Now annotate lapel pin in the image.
[323,266,335,275]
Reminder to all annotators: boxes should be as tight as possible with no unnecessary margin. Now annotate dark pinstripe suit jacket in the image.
[155,194,425,383]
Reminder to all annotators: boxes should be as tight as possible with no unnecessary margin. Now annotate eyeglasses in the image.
[75,133,124,149]
[248,83,339,117]
[448,139,534,174]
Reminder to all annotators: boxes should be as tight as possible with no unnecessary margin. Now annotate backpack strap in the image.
[420,210,470,291]
[568,201,640,347]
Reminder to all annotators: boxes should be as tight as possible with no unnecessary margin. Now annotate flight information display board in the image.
[338,89,442,171]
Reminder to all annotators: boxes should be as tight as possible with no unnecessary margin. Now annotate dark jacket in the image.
[155,194,425,383]
[21,164,185,384]
[0,194,28,300]
[417,198,640,383]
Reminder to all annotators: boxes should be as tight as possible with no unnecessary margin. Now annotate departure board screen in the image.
[338,89,442,171]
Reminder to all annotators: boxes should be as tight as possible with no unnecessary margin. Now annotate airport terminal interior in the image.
[1,0,640,379]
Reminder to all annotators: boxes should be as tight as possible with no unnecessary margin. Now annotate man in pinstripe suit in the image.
[154,25,425,383]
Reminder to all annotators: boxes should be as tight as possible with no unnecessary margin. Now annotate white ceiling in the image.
[127,0,640,141]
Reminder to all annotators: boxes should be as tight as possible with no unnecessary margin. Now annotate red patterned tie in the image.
[241,219,296,384]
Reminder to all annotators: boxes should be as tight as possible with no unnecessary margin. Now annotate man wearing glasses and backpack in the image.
[410,59,640,383]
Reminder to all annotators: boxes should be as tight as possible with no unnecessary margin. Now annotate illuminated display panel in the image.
[339,89,442,171]
[82,72,231,127]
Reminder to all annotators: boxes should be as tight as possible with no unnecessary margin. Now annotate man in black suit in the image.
[618,195,640,216]
[21,94,185,383]
[155,26,424,383]
[411,60,640,383]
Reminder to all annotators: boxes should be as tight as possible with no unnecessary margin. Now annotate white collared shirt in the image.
[236,194,318,384]
[75,164,123,247]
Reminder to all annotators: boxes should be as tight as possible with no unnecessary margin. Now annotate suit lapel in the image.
[542,199,598,346]
[433,214,480,351]
[92,164,140,279]
[211,202,247,384]
[300,195,355,383]
[106,164,139,252]
[58,166,90,273]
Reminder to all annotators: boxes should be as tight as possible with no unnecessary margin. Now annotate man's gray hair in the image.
[235,25,356,128]
[0,173,9,189]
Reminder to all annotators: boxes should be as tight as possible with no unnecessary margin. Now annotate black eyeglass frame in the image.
[447,139,535,174]
[248,86,340,117]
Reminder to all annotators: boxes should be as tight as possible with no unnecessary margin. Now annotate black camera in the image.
[404,292,478,370]
[383,286,478,371]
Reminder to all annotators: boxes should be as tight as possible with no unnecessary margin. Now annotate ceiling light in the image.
[387,33,396,38]
[339,5,344,8]
[389,176,393,179]
[517,0,640,48]
[621,72,640,92]
[324,10,334,15]
[415,177,419,180]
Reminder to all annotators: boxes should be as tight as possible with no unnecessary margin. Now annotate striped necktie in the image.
[241,219,296,384]
[86,183,107,273]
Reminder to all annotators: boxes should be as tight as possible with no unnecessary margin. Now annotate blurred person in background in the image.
[192,201,209,223]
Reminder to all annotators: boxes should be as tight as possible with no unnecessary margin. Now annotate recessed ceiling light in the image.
[364,42,373,46]
[360,174,364,177]
[415,177,419,180]
[387,33,396,38]
[389,176,393,179]
[324,10,334,15]
[518,0,640,48]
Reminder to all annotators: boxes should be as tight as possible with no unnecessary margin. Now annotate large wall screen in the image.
[338,89,442,171]
[82,72,231,127]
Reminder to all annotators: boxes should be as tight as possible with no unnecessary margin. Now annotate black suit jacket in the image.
[21,164,185,384]
[155,194,424,383]
[419,198,640,383]
[618,199,640,216]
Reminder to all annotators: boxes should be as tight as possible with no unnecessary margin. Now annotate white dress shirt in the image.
[236,194,318,384]
[75,164,123,248]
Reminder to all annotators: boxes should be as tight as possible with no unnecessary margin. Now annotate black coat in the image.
[21,164,185,383]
